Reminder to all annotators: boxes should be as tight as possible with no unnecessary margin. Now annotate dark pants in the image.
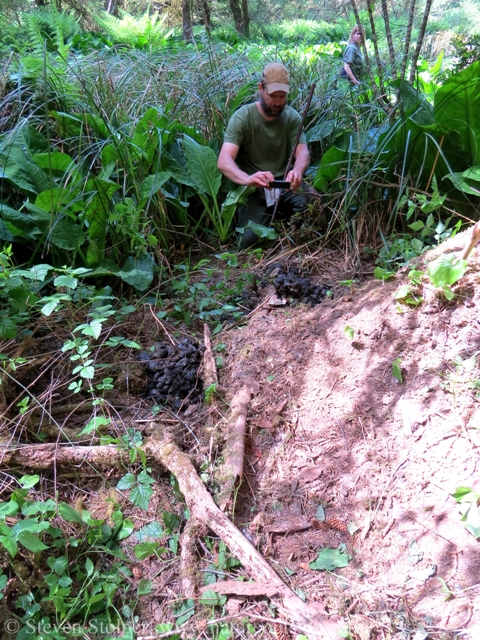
[237,183,311,249]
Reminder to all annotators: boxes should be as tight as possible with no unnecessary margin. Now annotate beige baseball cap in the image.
[261,62,290,94]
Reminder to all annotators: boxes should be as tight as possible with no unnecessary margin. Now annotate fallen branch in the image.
[145,430,340,638]
[200,580,281,597]
[217,385,251,511]
[180,518,207,598]
[3,432,340,636]
[0,443,126,469]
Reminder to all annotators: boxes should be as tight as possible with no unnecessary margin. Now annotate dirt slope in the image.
[220,234,480,638]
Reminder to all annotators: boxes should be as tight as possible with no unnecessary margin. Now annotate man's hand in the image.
[246,171,275,188]
[285,169,303,190]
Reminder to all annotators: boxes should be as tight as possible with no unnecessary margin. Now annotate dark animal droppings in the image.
[139,338,205,410]
[273,266,329,306]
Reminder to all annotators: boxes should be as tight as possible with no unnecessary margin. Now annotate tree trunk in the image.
[229,0,244,35]
[104,0,118,16]
[182,0,194,42]
[366,0,386,95]
[400,0,417,80]
[380,0,398,80]
[241,0,250,37]
[408,0,434,83]
[200,0,212,34]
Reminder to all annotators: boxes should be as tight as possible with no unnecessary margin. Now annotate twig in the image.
[148,305,176,346]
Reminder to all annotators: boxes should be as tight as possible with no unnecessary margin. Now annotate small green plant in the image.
[344,326,354,340]
[392,358,403,382]
[451,487,480,538]
[0,475,135,637]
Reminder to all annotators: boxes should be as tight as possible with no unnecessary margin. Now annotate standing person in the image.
[340,25,365,85]
[217,62,311,249]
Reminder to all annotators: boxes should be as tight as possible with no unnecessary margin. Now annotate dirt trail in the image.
[220,236,480,638]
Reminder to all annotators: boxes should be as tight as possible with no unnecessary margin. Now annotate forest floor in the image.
[1,229,480,640]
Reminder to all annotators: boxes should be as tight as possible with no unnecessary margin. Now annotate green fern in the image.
[24,7,80,56]
[94,11,171,49]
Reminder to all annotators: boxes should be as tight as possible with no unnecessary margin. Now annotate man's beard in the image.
[259,94,285,118]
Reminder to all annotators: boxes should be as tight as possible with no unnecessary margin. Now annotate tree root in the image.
[144,429,340,638]
[216,385,251,511]
[2,429,340,638]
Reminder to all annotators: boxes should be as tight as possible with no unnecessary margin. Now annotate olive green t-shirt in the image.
[223,103,306,178]
[343,43,364,79]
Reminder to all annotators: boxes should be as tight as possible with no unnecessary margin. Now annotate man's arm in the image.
[286,143,310,190]
[217,142,274,188]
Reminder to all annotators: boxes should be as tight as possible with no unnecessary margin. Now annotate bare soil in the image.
[215,233,480,639]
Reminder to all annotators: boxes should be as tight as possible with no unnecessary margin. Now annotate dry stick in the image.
[217,385,251,511]
[201,323,218,387]
[270,83,316,224]
[144,432,340,639]
[380,0,398,81]
[148,304,176,346]
[400,0,417,80]
[425,134,444,192]
[408,0,434,84]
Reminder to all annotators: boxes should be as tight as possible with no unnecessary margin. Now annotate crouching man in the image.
[217,62,311,249]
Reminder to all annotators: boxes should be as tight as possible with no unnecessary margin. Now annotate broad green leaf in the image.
[395,285,411,300]
[408,221,425,231]
[162,150,196,187]
[54,275,78,289]
[130,484,153,511]
[443,285,455,300]
[175,598,195,625]
[0,501,20,518]
[119,255,155,292]
[50,218,85,251]
[0,535,18,557]
[0,205,40,239]
[183,135,221,199]
[200,589,227,606]
[218,185,253,241]
[33,152,78,177]
[313,145,347,191]
[134,541,168,560]
[0,148,50,195]
[117,473,136,491]
[374,267,395,281]
[434,61,480,168]
[85,557,94,576]
[58,503,84,524]
[116,519,135,541]
[77,416,111,436]
[17,530,49,553]
[18,475,40,489]
[138,578,153,596]
[428,254,467,287]
[13,264,53,282]
[238,220,277,240]
[135,521,164,541]
[309,546,351,571]
[140,172,172,200]
[0,318,17,339]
